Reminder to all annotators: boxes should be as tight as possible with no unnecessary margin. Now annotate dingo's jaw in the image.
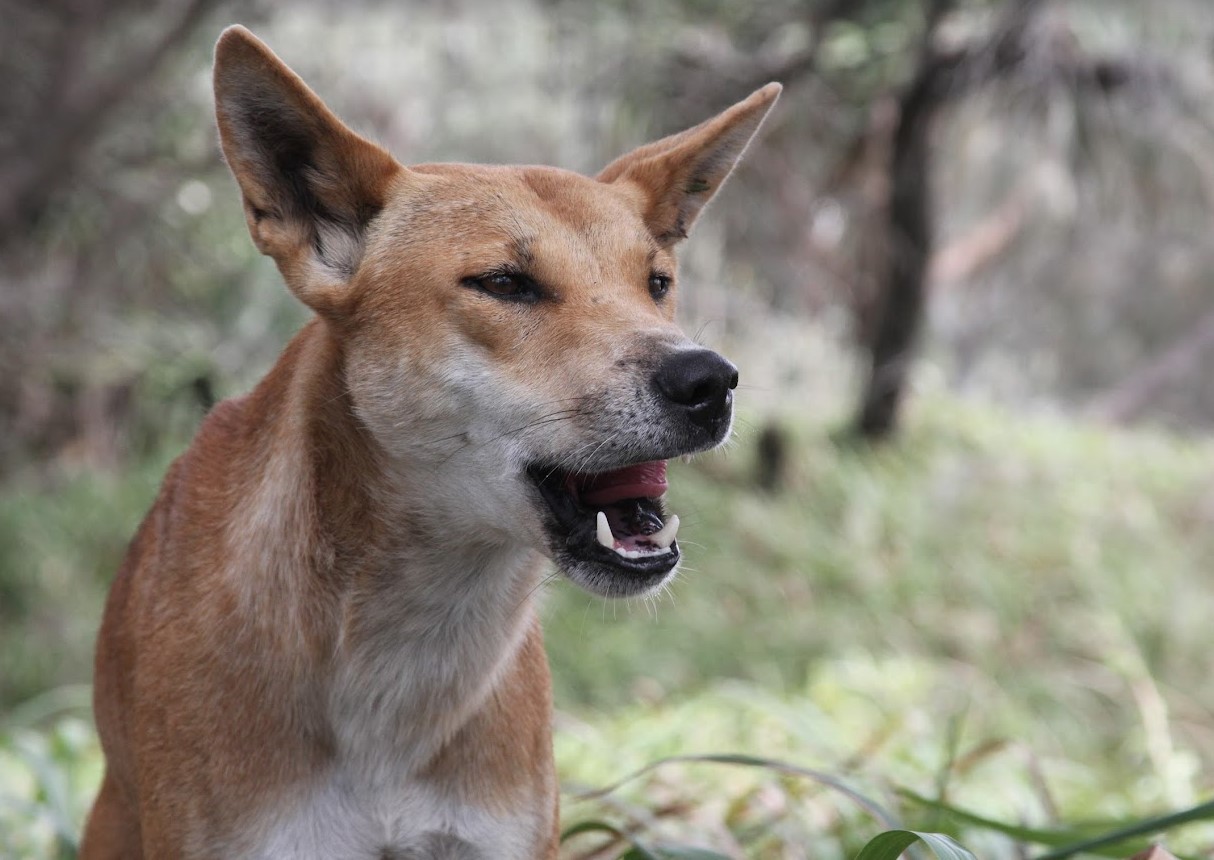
[530,460,682,596]
[525,347,739,597]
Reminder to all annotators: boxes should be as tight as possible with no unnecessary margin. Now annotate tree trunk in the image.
[854,59,936,439]
[853,0,1048,439]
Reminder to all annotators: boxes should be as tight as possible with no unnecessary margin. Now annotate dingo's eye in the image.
[466,272,540,303]
[648,272,672,301]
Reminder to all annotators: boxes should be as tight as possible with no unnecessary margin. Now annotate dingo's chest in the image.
[250,771,537,859]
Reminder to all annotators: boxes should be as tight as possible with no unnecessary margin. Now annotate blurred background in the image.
[2,0,1213,857]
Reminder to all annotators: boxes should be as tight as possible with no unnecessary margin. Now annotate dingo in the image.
[82,25,778,859]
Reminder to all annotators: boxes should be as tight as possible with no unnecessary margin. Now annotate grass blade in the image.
[570,752,900,829]
[899,789,1093,849]
[561,819,630,841]
[560,818,662,859]
[901,789,1209,860]
[621,848,733,860]
[1034,800,1214,860]
[854,830,977,860]
[563,817,739,859]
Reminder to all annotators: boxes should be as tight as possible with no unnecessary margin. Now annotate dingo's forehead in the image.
[375,165,667,276]
[406,162,649,233]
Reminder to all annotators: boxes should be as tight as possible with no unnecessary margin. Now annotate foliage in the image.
[0,448,182,706]
[0,688,96,860]
[5,0,1214,480]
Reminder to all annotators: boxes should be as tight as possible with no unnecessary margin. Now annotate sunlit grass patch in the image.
[557,657,1214,859]
[0,688,99,860]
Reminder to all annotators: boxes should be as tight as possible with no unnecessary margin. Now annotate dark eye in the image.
[466,272,540,302]
[648,272,672,300]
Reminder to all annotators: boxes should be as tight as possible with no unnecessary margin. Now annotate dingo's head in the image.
[214,26,779,598]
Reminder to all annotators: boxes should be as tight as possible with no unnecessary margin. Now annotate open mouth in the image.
[528,460,682,594]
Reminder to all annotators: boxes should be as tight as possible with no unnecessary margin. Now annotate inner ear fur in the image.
[598,83,781,246]
[213,26,400,312]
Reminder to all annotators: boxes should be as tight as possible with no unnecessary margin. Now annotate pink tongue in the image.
[577,461,668,506]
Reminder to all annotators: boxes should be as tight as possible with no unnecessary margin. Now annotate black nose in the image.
[652,349,739,427]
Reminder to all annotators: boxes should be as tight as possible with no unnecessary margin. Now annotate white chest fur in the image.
[243,543,549,859]
[249,769,542,859]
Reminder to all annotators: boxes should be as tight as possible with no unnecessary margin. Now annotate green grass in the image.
[2,395,1213,857]
[0,448,179,707]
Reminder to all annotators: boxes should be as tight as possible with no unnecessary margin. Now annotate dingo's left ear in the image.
[598,83,781,246]
[213,26,401,315]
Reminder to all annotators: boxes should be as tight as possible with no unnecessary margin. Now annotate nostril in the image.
[728,369,739,390]
[687,378,725,410]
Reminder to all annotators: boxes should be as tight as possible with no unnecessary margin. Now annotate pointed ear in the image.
[597,83,781,246]
[213,26,401,314]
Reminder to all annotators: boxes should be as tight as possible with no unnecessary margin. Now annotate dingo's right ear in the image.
[213,26,400,315]
[598,84,781,247]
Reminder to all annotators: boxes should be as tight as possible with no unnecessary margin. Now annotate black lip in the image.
[527,465,681,584]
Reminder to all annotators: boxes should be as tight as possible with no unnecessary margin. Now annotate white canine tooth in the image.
[596,511,614,549]
[650,514,680,549]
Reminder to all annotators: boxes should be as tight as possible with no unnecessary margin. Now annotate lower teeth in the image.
[594,511,680,557]
[614,544,672,559]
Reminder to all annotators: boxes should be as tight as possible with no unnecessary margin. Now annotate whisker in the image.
[516,568,562,611]
[434,406,595,467]
[421,396,595,447]
[692,320,719,343]
[540,433,616,483]
[565,436,615,476]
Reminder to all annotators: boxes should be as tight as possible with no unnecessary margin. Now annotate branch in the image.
[0,0,224,238]
[1086,310,1214,423]
[928,187,1028,286]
